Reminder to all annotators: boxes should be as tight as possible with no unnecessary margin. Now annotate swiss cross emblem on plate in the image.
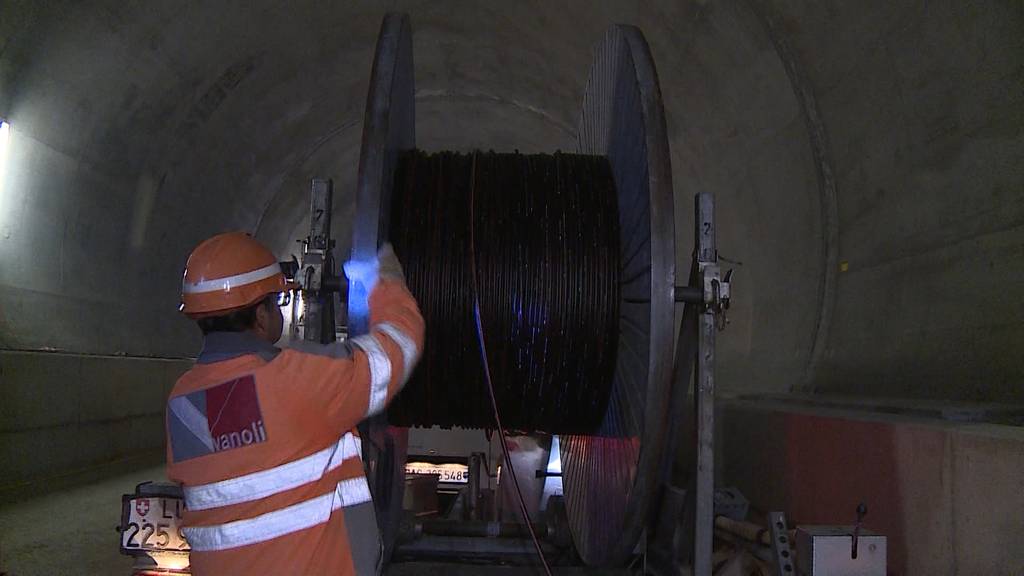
[135,498,150,517]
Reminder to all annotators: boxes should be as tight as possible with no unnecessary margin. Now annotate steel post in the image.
[693,193,717,575]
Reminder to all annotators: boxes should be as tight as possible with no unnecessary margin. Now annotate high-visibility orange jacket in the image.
[166,280,423,575]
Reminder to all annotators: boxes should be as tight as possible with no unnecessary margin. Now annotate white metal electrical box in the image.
[796,526,886,576]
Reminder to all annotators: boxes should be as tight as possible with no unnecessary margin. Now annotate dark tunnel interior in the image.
[0,1,1021,574]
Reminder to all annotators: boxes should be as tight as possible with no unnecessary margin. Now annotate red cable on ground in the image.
[468,152,554,576]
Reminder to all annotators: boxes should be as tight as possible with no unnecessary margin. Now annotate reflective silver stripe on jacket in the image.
[184,476,372,552]
[376,322,420,384]
[168,395,216,452]
[183,432,362,511]
[350,334,391,417]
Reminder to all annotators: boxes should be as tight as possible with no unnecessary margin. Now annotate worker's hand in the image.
[343,253,379,295]
[343,243,405,295]
[377,243,405,284]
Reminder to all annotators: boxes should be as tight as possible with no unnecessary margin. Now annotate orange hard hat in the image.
[180,232,298,319]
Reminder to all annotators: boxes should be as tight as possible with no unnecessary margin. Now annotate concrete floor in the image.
[0,462,620,576]
[387,562,627,576]
[0,462,167,575]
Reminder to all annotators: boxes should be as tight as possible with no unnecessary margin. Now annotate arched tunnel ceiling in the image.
[0,0,1021,402]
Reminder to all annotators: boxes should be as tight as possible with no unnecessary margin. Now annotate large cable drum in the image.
[348,14,675,567]
[560,26,676,566]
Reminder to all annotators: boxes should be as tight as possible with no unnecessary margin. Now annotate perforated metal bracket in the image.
[768,511,796,575]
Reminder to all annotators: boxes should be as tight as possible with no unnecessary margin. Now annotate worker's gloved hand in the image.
[343,243,405,295]
[343,254,379,295]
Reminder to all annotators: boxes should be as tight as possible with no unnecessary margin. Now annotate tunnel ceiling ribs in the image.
[743,0,840,392]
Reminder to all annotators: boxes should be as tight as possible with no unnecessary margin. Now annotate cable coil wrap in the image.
[387,150,621,433]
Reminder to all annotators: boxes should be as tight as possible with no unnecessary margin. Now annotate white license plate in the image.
[121,496,190,552]
[404,461,469,484]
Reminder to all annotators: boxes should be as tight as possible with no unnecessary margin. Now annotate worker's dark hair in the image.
[196,296,274,335]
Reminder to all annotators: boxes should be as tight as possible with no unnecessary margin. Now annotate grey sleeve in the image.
[283,339,356,360]
[343,501,383,575]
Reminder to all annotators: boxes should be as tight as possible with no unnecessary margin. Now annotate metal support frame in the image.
[649,193,731,576]
[300,178,340,344]
[468,452,482,521]
[693,193,718,575]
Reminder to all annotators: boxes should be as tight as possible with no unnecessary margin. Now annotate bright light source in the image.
[281,291,294,326]
[541,435,563,511]
[546,435,562,474]
[284,290,305,339]
[149,552,191,570]
[0,120,10,197]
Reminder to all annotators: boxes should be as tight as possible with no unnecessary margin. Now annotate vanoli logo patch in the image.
[168,375,268,462]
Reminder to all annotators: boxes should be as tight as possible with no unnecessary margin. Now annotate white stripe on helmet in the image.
[183,262,282,294]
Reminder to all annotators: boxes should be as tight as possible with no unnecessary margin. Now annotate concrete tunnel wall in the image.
[0,1,1021,492]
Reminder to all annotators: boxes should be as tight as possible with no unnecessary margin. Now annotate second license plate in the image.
[120,496,190,552]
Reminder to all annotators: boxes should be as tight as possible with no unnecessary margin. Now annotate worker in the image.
[166,231,424,575]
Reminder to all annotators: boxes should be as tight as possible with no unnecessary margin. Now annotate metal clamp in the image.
[768,511,795,575]
[697,264,732,331]
[280,257,300,286]
[675,252,732,332]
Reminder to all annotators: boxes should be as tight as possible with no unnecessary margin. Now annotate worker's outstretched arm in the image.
[347,243,424,412]
[279,244,424,430]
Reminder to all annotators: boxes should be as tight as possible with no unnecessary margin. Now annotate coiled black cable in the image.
[387,150,620,433]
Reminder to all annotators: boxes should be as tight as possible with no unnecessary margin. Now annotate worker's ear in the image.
[252,298,273,334]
